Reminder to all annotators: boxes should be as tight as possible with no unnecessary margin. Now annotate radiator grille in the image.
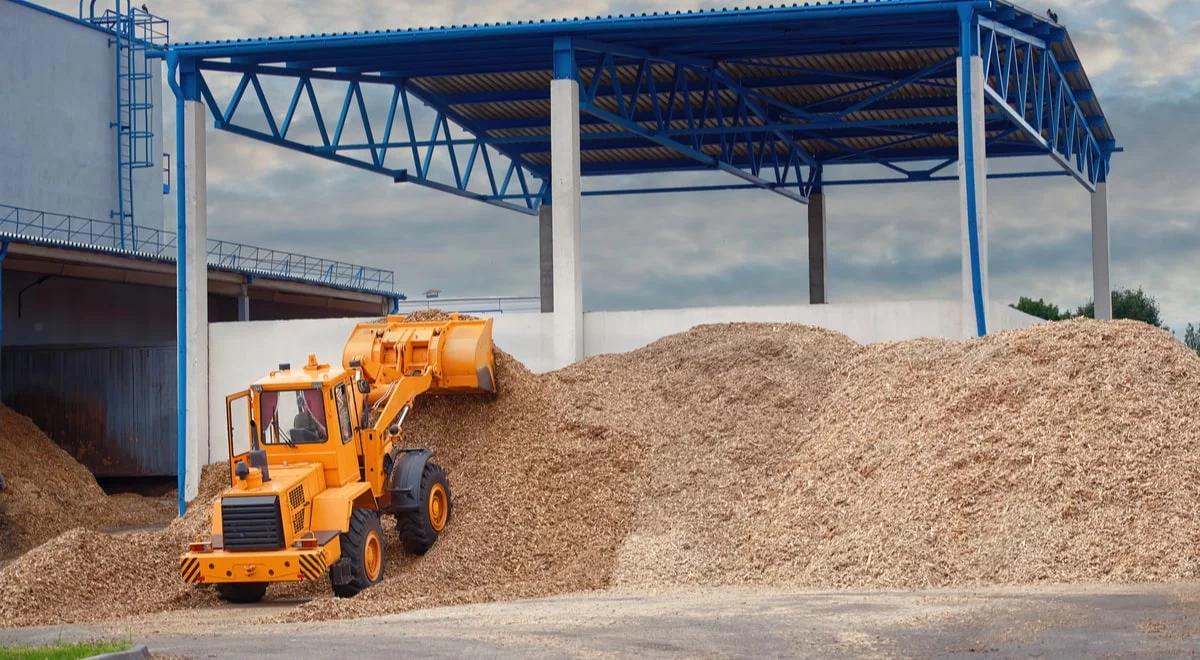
[288,485,305,509]
[221,495,284,551]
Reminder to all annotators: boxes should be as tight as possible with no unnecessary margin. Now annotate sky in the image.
[47,0,1200,329]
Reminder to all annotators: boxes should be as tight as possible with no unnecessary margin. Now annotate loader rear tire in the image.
[397,462,451,555]
[331,508,385,598]
[215,582,267,604]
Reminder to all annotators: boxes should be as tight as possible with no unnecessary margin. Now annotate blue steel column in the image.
[167,52,188,516]
[957,6,989,337]
[0,241,8,402]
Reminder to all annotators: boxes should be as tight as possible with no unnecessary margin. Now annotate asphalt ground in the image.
[3,584,1200,658]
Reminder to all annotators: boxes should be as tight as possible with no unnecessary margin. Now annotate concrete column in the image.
[1090,181,1112,320]
[808,189,826,304]
[237,280,250,322]
[956,52,990,338]
[539,203,554,313]
[184,100,208,502]
[550,78,583,367]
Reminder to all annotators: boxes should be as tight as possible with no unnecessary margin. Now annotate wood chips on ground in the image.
[1,318,1198,627]
[0,463,227,627]
[0,405,176,560]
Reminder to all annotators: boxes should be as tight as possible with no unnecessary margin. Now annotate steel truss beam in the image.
[191,65,546,215]
[580,169,1071,196]
[548,39,1014,187]
[564,39,821,204]
[977,18,1109,189]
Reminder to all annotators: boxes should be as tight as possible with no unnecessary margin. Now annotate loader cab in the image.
[261,388,329,445]
[226,354,365,490]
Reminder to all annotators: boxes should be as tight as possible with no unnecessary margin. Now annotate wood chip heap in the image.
[1,318,1197,627]
[0,463,227,626]
[0,405,175,560]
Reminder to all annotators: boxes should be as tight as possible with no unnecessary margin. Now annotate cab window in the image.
[334,384,354,444]
[260,388,328,445]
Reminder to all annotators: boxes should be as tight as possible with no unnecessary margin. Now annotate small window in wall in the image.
[334,384,354,444]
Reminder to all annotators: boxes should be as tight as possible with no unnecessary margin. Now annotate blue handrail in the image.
[0,203,396,294]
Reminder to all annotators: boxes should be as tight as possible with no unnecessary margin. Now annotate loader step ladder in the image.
[88,3,168,249]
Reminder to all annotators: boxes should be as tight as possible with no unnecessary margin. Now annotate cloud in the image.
[1059,0,1200,92]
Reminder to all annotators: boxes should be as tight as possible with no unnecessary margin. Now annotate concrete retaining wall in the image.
[205,301,1040,463]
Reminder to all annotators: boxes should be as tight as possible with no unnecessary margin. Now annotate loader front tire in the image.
[215,582,267,604]
[331,508,385,598]
[397,462,451,555]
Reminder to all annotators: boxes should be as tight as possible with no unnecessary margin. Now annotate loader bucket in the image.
[430,317,496,394]
[342,315,496,395]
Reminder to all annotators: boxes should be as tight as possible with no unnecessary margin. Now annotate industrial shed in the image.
[165,0,1117,504]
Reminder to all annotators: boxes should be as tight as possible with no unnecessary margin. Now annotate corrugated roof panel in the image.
[172,0,959,48]
[169,0,1115,175]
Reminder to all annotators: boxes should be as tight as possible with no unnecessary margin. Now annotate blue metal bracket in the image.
[977,18,1109,190]
[189,63,545,215]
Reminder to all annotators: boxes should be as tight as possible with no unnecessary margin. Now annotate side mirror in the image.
[357,380,371,395]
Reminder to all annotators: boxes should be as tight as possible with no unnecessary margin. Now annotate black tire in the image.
[215,582,267,604]
[331,508,385,598]
[397,462,451,555]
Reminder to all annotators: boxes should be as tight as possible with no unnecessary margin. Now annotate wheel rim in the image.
[428,483,448,532]
[364,530,382,581]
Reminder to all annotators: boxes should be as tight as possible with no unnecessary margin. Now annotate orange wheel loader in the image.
[179,314,496,602]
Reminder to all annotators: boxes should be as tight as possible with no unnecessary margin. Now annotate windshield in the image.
[259,388,328,445]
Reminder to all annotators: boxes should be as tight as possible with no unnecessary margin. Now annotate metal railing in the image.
[394,296,541,314]
[83,3,169,45]
[0,204,395,294]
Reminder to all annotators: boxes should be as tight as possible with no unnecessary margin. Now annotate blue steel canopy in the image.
[168,0,1116,214]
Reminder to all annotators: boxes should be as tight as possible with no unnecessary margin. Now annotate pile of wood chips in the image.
[0,463,227,627]
[0,406,176,560]
[2,318,1198,627]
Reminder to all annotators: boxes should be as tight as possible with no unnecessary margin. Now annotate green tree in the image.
[1011,296,1066,321]
[1185,324,1200,357]
[1077,288,1164,327]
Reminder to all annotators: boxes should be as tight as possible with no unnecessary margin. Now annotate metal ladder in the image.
[88,3,168,249]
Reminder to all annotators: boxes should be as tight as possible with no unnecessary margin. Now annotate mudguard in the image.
[386,448,433,512]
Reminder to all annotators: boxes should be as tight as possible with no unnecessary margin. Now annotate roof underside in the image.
[172,0,1115,182]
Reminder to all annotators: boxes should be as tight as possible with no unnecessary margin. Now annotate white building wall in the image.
[0,1,164,228]
[205,301,1041,465]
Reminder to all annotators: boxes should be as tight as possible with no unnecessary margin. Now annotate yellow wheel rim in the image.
[364,530,382,581]
[429,483,449,532]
